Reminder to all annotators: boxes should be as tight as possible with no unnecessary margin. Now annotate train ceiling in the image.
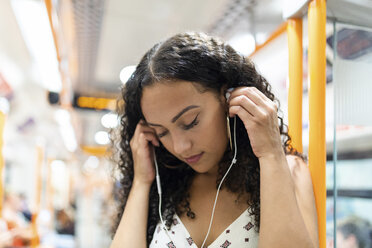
[2,0,372,152]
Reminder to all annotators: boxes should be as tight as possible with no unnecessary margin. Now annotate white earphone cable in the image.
[154,151,174,243]
[200,116,237,248]
[154,116,237,247]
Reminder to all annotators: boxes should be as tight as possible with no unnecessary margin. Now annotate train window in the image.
[328,22,372,248]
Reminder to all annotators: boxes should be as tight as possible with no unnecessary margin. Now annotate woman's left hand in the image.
[228,86,284,159]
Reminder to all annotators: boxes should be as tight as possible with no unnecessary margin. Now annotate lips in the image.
[184,152,204,164]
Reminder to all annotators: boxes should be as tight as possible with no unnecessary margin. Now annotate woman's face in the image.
[141,80,228,175]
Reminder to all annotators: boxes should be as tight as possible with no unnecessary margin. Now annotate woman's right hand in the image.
[130,120,160,186]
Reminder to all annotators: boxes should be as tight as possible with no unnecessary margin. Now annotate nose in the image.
[172,132,192,156]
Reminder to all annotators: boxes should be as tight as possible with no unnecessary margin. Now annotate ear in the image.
[220,85,228,96]
[219,85,229,111]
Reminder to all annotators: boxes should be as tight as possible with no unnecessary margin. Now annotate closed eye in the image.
[157,114,199,138]
[157,131,168,138]
[183,114,199,130]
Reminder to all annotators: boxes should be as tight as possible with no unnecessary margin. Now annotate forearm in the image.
[258,153,314,248]
[110,180,151,248]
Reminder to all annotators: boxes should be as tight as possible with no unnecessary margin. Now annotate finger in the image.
[250,87,271,102]
[131,122,143,147]
[135,120,158,136]
[231,87,278,113]
[229,105,254,125]
[250,87,278,111]
[229,94,265,118]
[229,87,267,107]
[131,122,158,147]
[139,123,158,134]
[138,131,160,147]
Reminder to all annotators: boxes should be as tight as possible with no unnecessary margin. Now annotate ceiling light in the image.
[51,159,66,169]
[11,0,62,92]
[94,131,109,145]
[228,33,256,56]
[256,32,268,45]
[54,109,77,152]
[120,65,136,84]
[83,156,99,171]
[50,160,67,190]
[101,113,118,128]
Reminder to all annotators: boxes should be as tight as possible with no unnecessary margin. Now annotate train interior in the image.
[0,0,371,247]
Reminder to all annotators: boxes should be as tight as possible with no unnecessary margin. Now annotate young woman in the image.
[110,32,318,248]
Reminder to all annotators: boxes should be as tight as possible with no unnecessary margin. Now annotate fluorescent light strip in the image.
[11,0,62,92]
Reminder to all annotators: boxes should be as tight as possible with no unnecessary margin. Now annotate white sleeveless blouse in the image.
[149,209,259,248]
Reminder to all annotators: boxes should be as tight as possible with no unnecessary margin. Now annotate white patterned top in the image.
[149,209,259,248]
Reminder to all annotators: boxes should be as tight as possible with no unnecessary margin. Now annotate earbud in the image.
[225,87,235,101]
[153,148,173,242]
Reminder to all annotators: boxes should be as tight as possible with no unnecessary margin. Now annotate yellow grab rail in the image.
[287,18,303,153]
[250,22,288,57]
[31,145,44,247]
[308,0,327,247]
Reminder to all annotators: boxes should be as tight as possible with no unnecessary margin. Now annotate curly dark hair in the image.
[114,32,298,244]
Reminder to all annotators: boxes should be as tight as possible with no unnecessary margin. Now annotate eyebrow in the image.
[147,105,200,127]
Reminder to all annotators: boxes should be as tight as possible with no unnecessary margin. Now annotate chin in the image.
[189,163,218,175]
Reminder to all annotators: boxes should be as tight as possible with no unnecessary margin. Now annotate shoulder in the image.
[286,155,308,176]
[285,155,313,189]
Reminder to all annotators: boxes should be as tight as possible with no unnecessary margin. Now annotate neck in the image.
[192,165,219,191]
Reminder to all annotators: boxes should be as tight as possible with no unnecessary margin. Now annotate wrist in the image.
[258,150,286,164]
[133,178,153,190]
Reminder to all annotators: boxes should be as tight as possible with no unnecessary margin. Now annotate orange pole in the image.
[46,158,54,229]
[0,112,5,219]
[287,18,303,153]
[45,0,72,108]
[46,159,54,211]
[308,0,327,247]
[81,145,109,156]
[44,0,60,62]
[31,146,44,247]
[250,22,288,57]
